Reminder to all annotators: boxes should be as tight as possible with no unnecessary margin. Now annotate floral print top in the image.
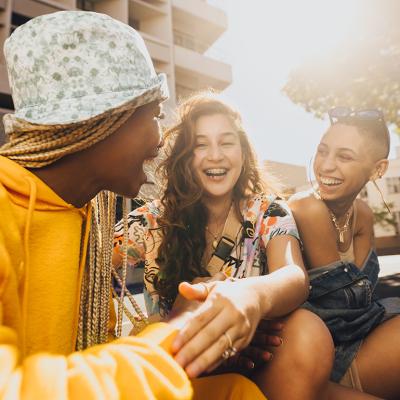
[114,194,300,315]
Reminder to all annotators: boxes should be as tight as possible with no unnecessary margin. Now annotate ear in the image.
[370,159,389,180]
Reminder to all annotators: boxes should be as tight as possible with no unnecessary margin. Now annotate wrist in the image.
[243,276,272,317]
[167,310,193,331]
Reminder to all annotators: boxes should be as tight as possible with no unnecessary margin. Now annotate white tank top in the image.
[338,205,357,263]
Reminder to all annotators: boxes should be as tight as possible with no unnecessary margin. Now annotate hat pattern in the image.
[4,11,168,125]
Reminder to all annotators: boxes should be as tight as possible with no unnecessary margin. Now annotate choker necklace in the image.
[329,206,353,243]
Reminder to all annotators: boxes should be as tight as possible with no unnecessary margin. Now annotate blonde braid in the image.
[0,103,135,168]
[112,199,149,337]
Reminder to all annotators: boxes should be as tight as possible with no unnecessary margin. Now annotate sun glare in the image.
[273,0,361,66]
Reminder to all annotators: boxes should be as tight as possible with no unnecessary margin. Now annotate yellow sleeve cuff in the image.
[136,322,178,353]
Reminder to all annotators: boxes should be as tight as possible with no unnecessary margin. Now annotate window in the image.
[386,177,400,194]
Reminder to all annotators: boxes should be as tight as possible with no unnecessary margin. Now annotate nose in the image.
[207,143,224,161]
[319,155,337,172]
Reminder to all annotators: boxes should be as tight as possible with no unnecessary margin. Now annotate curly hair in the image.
[153,92,274,313]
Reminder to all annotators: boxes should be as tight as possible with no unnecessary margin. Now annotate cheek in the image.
[191,150,203,171]
[232,147,243,170]
[313,156,320,174]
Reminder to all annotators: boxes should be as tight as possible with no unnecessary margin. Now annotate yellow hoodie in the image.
[0,156,192,399]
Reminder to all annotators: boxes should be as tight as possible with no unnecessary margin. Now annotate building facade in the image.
[0,0,232,144]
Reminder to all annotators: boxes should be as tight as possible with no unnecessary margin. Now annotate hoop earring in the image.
[307,155,320,198]
[372,179,392,215]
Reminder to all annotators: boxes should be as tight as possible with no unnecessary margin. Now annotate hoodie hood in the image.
[0,155,76,211]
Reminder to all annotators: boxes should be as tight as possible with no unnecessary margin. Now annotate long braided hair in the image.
[153,93,273,314]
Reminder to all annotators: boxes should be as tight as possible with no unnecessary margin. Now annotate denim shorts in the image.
[302,250,400,382]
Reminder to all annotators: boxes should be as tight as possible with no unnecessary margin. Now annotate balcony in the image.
[129,0,167,21]
[13,0,74,18]
[139,31,170,64]
[172,0,227,52]
[174,44,231,95]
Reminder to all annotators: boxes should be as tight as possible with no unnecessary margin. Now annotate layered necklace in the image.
[328,205,354,244]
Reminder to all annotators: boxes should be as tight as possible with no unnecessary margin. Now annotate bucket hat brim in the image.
[13,73,169,126]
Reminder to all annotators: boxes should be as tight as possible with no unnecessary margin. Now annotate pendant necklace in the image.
[205,225,222,250]
[329,205,353,243]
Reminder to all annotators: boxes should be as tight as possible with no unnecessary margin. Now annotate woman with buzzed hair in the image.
[290,108,400,399]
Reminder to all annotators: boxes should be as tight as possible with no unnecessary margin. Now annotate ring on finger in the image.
[198,282,210,296]
[222,346,238,359]
[221,332,237,359]
[223,332,233,348]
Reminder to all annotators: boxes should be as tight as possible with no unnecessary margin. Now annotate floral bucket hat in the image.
[3,10,169,125]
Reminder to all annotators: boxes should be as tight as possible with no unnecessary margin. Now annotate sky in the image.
[206,0,400,167]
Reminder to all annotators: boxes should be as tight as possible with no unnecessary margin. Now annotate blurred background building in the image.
[0,0,233,145]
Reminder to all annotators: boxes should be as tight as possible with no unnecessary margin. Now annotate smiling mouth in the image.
[204,168,228,178]
[319,175,343,186]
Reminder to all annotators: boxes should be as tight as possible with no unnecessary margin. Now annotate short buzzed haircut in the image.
[341,119,390,160]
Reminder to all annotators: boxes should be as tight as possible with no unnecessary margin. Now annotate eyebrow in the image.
[195,131,238,139]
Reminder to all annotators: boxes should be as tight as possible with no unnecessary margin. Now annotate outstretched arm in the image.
[169,234,308,378]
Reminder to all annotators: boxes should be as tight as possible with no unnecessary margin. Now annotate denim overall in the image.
[302,250,400,382]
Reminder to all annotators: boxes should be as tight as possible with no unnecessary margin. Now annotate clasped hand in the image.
[167,277,283,378]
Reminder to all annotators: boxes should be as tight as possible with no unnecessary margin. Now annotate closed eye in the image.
[338,154,354,162]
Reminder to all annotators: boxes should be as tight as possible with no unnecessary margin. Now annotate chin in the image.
[113,184,141,199]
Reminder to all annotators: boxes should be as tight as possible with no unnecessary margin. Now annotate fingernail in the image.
[174,354,185,366]
[248,361,255,369]
[279,337,284,345]
[263,352,273,361]
[171,339,180,353]
[186,364,199,378]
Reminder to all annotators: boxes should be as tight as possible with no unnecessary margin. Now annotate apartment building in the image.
[0,0,233,144]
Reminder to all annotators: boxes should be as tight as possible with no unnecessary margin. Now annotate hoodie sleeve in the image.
[0,321,192,399]
[0,232,191,399]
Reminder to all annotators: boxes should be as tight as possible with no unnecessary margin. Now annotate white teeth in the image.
[320,176,342,186]
[205,168,227,176]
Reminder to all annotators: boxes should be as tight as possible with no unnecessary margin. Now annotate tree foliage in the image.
[283,0,400,131]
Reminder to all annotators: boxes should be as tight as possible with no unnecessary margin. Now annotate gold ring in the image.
[198,282,210,296]
[223,332,233,348]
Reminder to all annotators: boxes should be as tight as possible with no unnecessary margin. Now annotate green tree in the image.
[372,203,397,233]
[283,0,400,131]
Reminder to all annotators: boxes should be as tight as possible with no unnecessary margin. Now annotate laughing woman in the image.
[289,108,400,400]
[113,93,344,400]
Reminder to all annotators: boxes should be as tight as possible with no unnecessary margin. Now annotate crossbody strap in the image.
[207,204,243,276]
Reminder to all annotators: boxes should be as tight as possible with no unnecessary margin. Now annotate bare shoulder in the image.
[288,190,329,222]
[354,198,374,231]
[355,198,373,220]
